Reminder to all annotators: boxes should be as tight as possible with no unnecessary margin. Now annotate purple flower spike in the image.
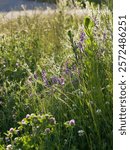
[78,42,84,53]
[51,76,59,84]
[51,76,65,86]
[65,68,70,75]
[64,62,72,75]
[42,70,48,86]
[42,70,46,79]
[80,31,86,42]
[77,30,86,53]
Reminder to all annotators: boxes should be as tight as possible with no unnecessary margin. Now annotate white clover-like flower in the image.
[26,114,30,119]
[96,109,102,114]
[6,144,12,150]
[78,130,85,137]
[9,128,14,133]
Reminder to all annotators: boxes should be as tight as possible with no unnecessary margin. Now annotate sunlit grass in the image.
[0,3,112,150]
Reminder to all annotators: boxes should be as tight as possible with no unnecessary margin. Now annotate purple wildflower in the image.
[50,76,65,85]
[77,42,84,53]
[64,62,71,75]
[42,70,48,86]
[64,61,74,76]
[80,31,86,42]
[42,70,46,80]
[77,30,86,53]
[69,119,75,126]
[51,76,59,84]
[26,114,30,119]
[9,128,14,133]
[21,119,26,125]
[65,67,71,75]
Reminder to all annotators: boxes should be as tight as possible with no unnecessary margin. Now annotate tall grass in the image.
[0,3,112,150]
[32,0,113,10]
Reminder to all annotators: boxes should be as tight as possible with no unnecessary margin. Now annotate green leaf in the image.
[68,30,72,38]
[84,17,90,29]
[68,30,74,39]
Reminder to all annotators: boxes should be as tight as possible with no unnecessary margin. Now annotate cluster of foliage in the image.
[0,3,112,150]
[4,113,76,150]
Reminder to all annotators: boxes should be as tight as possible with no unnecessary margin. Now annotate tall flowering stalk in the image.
[68,30,78,62]
[77,30,86,53]
[68,29,86,64]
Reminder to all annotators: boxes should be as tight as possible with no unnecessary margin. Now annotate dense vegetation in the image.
[0,2,112,150]
[36,0,112,10]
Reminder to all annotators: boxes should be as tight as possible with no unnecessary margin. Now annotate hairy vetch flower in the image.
[42,70,48,85]
[51,76,65,85]
[42,70,46,80]
[51,76,59,84]
[77,30,86,53]
[80,31,86,42]
[64,61,72,75]
[77,42,84,53]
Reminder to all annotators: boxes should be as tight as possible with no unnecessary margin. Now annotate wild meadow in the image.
[0,1,112,150]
